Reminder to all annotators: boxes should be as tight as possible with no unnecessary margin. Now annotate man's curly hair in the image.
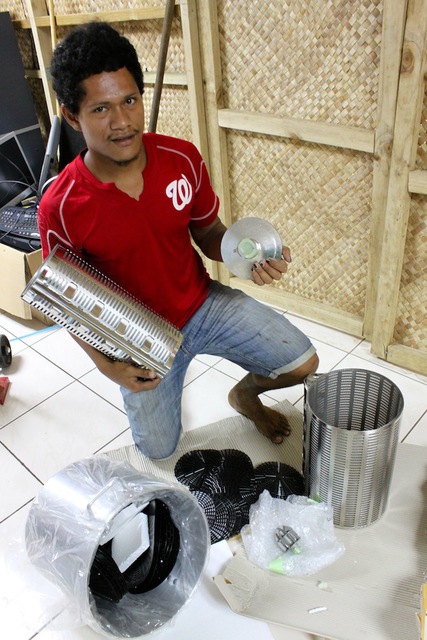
[51,21,144,114]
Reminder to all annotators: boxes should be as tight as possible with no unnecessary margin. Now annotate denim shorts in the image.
[121,280,316,459]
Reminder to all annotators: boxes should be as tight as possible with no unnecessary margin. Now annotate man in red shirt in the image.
[39,22,318,459]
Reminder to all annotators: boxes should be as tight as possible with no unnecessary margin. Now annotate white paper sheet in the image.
[156,540,274,640]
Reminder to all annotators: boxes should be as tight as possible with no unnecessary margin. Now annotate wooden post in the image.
[179,0,209,161]
[364,0,408,338]
[24,0,58,122]
[371,0,427,358]
[148,0,175,133]
[195,0,233,284]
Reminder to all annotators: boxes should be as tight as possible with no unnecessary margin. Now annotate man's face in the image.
[64,67,145,171]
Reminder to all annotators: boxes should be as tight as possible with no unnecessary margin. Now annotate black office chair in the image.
[58,118,86,171]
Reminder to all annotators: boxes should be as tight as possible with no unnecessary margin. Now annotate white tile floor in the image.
[0,304,426,640]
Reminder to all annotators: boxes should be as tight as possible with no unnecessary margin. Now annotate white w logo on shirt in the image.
[166,174,193,211]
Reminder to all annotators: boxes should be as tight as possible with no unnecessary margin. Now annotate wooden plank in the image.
[196,0,233,283]
[148,0,175,133]
[364,0,409,338]
[218,108,375,153]
[47,0,57,50]
[14,5,177,29]
[386,344,427,375]
[371,0,427,358]
[408,169,427,194]
[228,278,364,337]
[179,0,209,161]
[25,70,188,85]
[144,71,187,86]
[24,0,57,121]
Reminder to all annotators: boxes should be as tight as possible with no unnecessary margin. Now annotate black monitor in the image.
[0,11,46,207]
[0,128,37,208]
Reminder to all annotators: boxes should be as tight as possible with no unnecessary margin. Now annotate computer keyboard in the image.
[0,204,41,252]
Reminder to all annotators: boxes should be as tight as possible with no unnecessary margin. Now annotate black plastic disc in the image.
[191,490,216,528]
[125,500,180,594]
[253,461,305,499]
[174,449,223,490]
[175,448,258,543]
[209,495,237,544]
[215,449,256,500]
[89,543,127,603]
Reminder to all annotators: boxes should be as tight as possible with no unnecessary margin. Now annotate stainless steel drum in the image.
[21,245,183,378]
[303,369,404,528]
[25,456,210,638]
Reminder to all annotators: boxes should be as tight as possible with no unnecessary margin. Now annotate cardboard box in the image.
[420,583,427,640]
[0,244,51,323]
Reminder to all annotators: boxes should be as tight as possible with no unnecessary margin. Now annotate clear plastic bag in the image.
[241,490,345,577]
[25,456,210,638]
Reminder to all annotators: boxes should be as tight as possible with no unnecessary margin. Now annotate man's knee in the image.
[294,352,319,381]
[304,352,319,374]
[133,434,179,460]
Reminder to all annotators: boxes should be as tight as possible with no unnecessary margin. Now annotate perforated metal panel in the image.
[303,369,404,528]
[21,245,183,378]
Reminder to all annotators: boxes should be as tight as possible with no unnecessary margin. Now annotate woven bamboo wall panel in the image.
[217,0,382,129]
[56,17,186,76]
[0,2,26,19]
[226,131,371,316]
[144,86,192,140]
[28,78,50,139]
[393,195,427,351]
[13,27,37,69]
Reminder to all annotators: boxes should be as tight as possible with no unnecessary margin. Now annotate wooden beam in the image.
[24,0,57,121]
[364,0,409,338]
[144,71,187,86]
[218,109,375,153]
[408,169,427,194]
[13,5,178,29]
[179,0,209,160]
[47,0,57,50]
[25,70,187,85]
[228,278,364,337]
[196,0,233,283]
[371,0,427,358]
[148,0,175,133]
[386,344,427,375]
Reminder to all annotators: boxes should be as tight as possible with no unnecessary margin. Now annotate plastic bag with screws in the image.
[241,490,345,577]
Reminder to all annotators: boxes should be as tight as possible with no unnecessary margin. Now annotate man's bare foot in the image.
[228,375,291,444]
